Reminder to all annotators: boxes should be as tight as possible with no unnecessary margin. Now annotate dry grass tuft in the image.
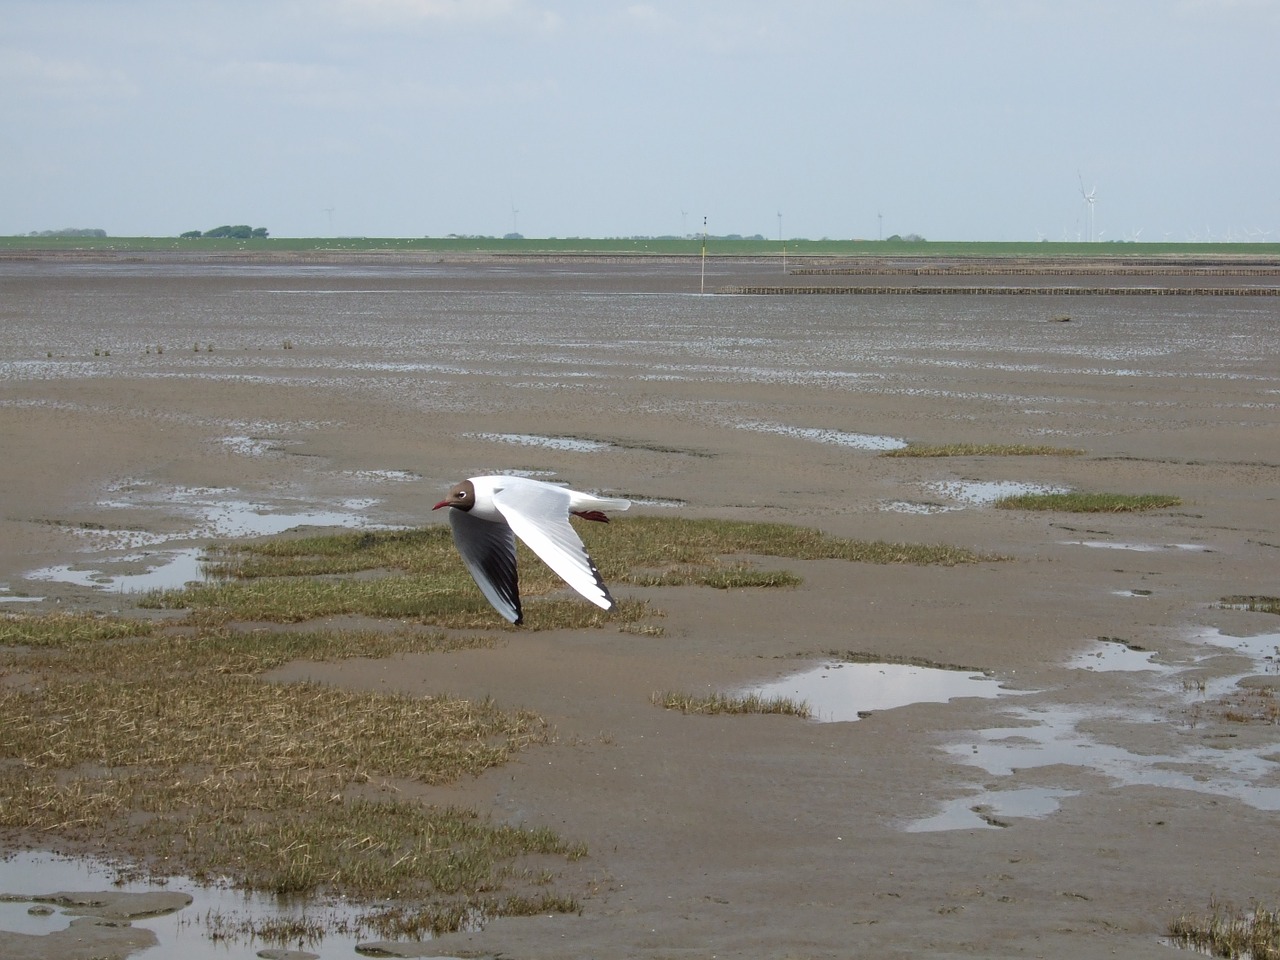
[652,690,811,718]
[1169,898,1280,960]
[1221,595,1280,615]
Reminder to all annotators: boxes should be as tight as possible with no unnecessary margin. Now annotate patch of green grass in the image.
[138,517,1000,629]
[0,611,155,646]
[652,690,811,718]
[881,442,1085,458]
[626,563,802,590]
[1221,595,1280,615]
[590,516,1001,573]
[1169,898,1280,960]
[994,492,1181,512]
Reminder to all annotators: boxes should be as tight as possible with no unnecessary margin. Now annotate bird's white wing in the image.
[447,507,522,623]
[492,482,616,610]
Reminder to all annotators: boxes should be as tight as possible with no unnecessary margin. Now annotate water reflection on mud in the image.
[743,660,1012,723]
[21,483,386,594]
[0,851,383,959]
[906,627,1280,830]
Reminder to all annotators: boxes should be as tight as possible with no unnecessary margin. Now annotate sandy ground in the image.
[1,252,1279,959]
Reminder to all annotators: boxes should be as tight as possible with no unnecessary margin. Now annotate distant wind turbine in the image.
[1077,172,1097,242]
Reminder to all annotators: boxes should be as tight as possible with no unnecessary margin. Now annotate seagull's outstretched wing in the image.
[447,507,522,624]
[492,482,616,611]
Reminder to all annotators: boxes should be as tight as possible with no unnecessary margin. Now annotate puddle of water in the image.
[924,479,1070,507]
[0,850,407,959]
[1063,540,1212,552]
[28,546,211,594]
[903,787,1079,832]
[940,701,1280,810]
[0,586,43,604]
[93,484,381,541]
[345,468,420,482]
[23,484,387,593]
[215,435,299,457]
[912,625,1280,830]
[494,468,559,478]
[190,499,379,539]
[464,432,613,452]
[1190,627,1280,668]
[1067,639,1167,673]
[880,500,956,515]
[735,420,907,451]
[743,660,1012,722]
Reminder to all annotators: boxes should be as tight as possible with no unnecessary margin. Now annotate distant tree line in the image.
[180,225,269,239]
[27,228,107,237]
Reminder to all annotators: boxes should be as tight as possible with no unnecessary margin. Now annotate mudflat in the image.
[1,252,1278,959]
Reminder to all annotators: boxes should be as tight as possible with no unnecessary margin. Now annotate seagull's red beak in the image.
[432,499,450,510]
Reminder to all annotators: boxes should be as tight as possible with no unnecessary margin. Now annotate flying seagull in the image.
[433,475,630,624]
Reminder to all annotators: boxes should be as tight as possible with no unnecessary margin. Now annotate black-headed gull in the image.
[433,475,630,624]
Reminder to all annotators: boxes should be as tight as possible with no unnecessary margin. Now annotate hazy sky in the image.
[4,0,1278,241]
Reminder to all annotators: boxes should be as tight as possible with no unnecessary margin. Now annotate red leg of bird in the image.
[572,510,611,523]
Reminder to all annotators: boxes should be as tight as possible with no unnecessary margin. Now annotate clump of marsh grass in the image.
[626,563,802,590]
[651,690,811,718]
[994,492,1181,512]
[1221,595,1280,615]
[138,517,1000,629]
[0,615,584,927]
[1203,687,1279,726]
[356,890,582,941]
[1169,898,1280,960]
[589,516,1001,576]
[881,442,1084,458]
[205,911,326,947]
[0,611,155,646]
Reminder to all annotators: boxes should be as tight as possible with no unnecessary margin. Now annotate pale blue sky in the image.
[4,0,1277,241]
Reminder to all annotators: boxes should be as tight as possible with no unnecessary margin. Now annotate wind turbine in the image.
[1077,172,1097,242]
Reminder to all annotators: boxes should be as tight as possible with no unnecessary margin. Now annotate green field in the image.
[5,234,1280,259]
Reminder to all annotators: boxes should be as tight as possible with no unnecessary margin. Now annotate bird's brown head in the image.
[432,479,476,511]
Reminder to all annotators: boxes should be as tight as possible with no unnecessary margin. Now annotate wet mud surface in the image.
[1,253,1278,958]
